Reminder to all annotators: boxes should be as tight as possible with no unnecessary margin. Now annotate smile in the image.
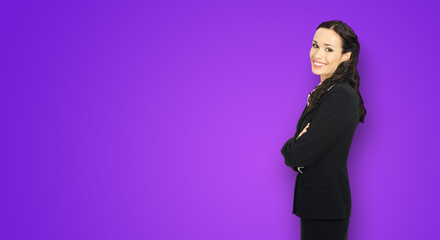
[313,61,327,67]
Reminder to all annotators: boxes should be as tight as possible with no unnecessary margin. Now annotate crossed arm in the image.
[291,123,309,173]
[281,88,355,171]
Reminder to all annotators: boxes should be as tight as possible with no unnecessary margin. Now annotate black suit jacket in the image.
[281,80,360,219]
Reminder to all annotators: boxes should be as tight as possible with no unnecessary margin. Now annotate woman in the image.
[281,20,366,240]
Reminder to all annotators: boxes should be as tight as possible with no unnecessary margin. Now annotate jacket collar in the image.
[295,82,339,135]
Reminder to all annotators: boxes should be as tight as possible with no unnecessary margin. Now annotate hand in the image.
[296,122,310,139]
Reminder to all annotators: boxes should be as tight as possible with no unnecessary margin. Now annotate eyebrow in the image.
[313,40,335,47]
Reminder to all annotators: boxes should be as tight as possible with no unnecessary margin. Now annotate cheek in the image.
[327,57,337,66]
[328,55,341,64]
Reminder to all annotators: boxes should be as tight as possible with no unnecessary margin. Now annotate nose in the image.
[313,48,326,60]
[313,50,325,60]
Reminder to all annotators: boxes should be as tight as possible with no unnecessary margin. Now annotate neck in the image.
[320,75,330,84]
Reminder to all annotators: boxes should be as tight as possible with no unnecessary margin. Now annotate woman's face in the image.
[309,28,351,81]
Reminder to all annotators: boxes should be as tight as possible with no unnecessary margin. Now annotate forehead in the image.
[313,28,342,47]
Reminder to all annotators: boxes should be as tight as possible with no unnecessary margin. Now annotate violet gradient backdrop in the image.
[1,0,439,239]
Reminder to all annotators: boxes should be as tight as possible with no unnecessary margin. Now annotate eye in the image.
[312,44,333,52]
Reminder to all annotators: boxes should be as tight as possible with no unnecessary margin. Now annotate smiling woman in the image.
[280,20,367,240]
[311,28,351,87]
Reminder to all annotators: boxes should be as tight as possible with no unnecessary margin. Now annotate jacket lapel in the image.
[295,83,337,136]
[295,104,311,136]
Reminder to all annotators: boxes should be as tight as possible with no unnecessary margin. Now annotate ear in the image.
[342,52,352,62]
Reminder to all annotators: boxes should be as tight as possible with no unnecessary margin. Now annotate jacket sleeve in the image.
[281,87,355,168]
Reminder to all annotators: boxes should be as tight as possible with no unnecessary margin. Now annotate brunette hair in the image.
[307,20,366,123]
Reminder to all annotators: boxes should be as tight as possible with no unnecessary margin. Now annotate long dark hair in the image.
[307,20,366,123]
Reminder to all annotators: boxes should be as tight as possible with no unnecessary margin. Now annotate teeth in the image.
[314,61,326,66]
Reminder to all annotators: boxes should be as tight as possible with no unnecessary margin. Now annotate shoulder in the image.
[325,81,357,101]
[318,81,359,113]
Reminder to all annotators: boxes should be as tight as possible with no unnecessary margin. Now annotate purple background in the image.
[1,0,439,239]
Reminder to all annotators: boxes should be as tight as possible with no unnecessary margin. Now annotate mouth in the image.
[313,61,327,68]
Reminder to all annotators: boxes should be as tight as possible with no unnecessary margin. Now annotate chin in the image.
[311,69,320,75]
